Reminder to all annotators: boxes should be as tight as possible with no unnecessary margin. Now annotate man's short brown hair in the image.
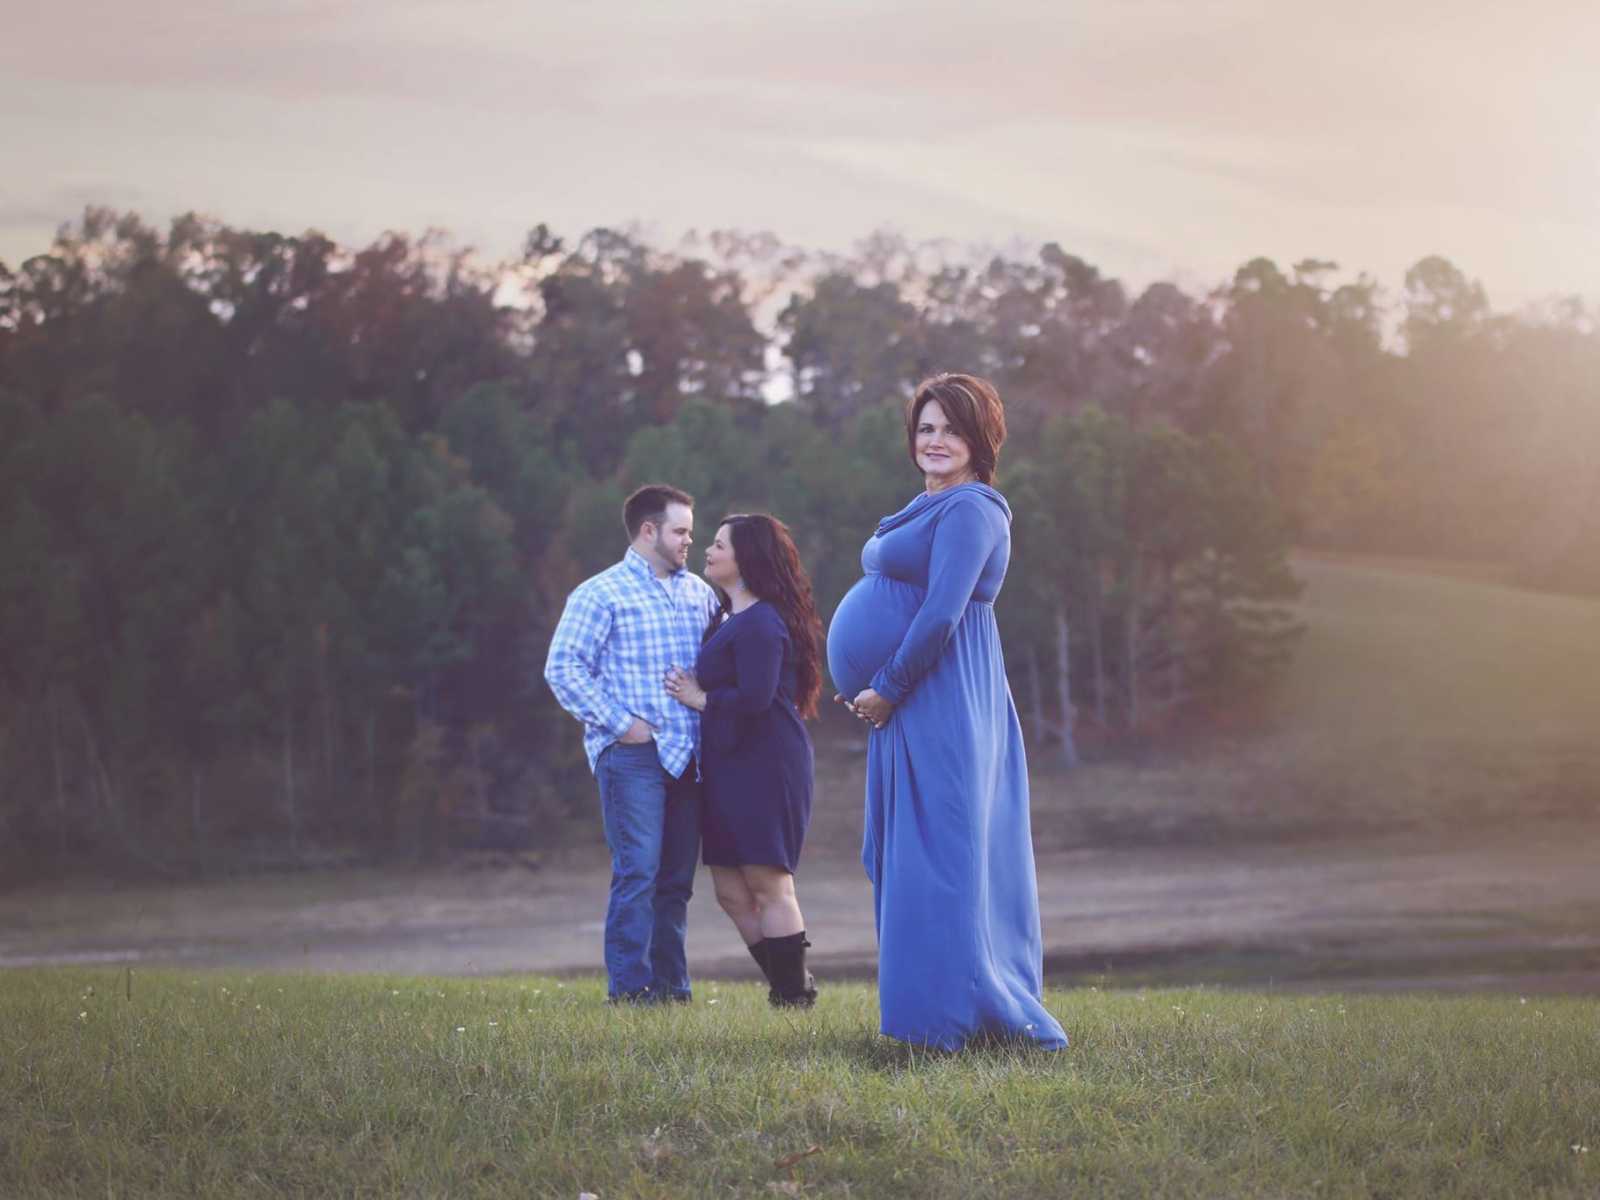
[904,373,1007,484]
[623,484,694,538]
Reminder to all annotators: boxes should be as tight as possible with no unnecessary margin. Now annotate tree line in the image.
[1,209,1595,870]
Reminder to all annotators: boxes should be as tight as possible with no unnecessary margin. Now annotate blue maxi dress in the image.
[826,482,1067,1050]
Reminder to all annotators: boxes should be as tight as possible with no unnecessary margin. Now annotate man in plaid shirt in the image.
[545,484,720,1004]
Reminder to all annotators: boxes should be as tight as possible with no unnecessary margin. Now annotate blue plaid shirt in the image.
[544,547,719,778]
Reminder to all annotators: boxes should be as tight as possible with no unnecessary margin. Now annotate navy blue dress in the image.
[696,601,814,872]
[827,483,1067,1051]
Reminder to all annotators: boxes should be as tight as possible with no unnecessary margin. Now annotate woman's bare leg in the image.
[710,865,764,945]
[740,865,805,939]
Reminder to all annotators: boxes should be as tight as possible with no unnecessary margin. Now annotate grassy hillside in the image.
[1009,554,1600,848]
[4,969,1597,1199]
[1281,554,1600,746]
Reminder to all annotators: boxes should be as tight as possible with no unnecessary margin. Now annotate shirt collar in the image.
[624,545,684,585]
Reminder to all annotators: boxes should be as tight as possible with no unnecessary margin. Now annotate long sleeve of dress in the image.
[543,589,636,739]
[870,498,997,706]
[703,613,786,753]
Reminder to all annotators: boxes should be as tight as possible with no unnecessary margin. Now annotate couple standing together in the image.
[545,373,1068,1052]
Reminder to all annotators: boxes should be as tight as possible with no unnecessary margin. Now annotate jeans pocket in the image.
[603,741,659,783]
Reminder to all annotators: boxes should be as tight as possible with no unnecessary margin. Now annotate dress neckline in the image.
[875,481,1009,537]
[709,598,763,642]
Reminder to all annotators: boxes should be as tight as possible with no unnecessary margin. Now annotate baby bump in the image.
[826,573,923,697]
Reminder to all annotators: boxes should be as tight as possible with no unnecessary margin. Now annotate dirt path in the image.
[5,826,1599,993]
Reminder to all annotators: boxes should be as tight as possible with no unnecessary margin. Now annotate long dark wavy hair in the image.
[707,513,823,718]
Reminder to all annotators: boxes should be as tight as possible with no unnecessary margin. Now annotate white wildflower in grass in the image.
[1573,1144,1591,1154]
[488,1021,498,1027]
[707,998,719,1006]
[77,1011,87,1020]
[455,1027,466,1034]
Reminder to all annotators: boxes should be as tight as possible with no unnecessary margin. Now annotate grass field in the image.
[4,969,1599,1198]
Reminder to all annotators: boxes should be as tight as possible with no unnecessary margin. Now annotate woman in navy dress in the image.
[826,373,1068,1051]
[664,514,823,1007]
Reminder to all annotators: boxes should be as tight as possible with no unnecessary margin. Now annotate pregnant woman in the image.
[827,373,1068,1051]
[665,514,822,1007]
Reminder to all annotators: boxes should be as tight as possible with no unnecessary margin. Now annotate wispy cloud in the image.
[0,183,149,241]
[1,0,1595,301]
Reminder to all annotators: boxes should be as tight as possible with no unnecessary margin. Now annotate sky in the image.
[3,0,1597,310]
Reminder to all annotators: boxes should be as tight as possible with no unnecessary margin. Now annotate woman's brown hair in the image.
[904,372,1007,484]
[710,514,824,718]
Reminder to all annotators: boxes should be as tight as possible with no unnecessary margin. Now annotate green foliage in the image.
[1006,409,1302,742]
[621,397,765,519]
[2,207,1594,866]
[778,271,921,429]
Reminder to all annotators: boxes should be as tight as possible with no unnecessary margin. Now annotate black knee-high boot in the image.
[764,931,817,1008]
[747,938,779,1005]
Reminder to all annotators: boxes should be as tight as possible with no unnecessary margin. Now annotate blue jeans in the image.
[595,742,701,1000]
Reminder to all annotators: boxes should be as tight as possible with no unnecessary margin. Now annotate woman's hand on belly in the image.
[844,687,894,729]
